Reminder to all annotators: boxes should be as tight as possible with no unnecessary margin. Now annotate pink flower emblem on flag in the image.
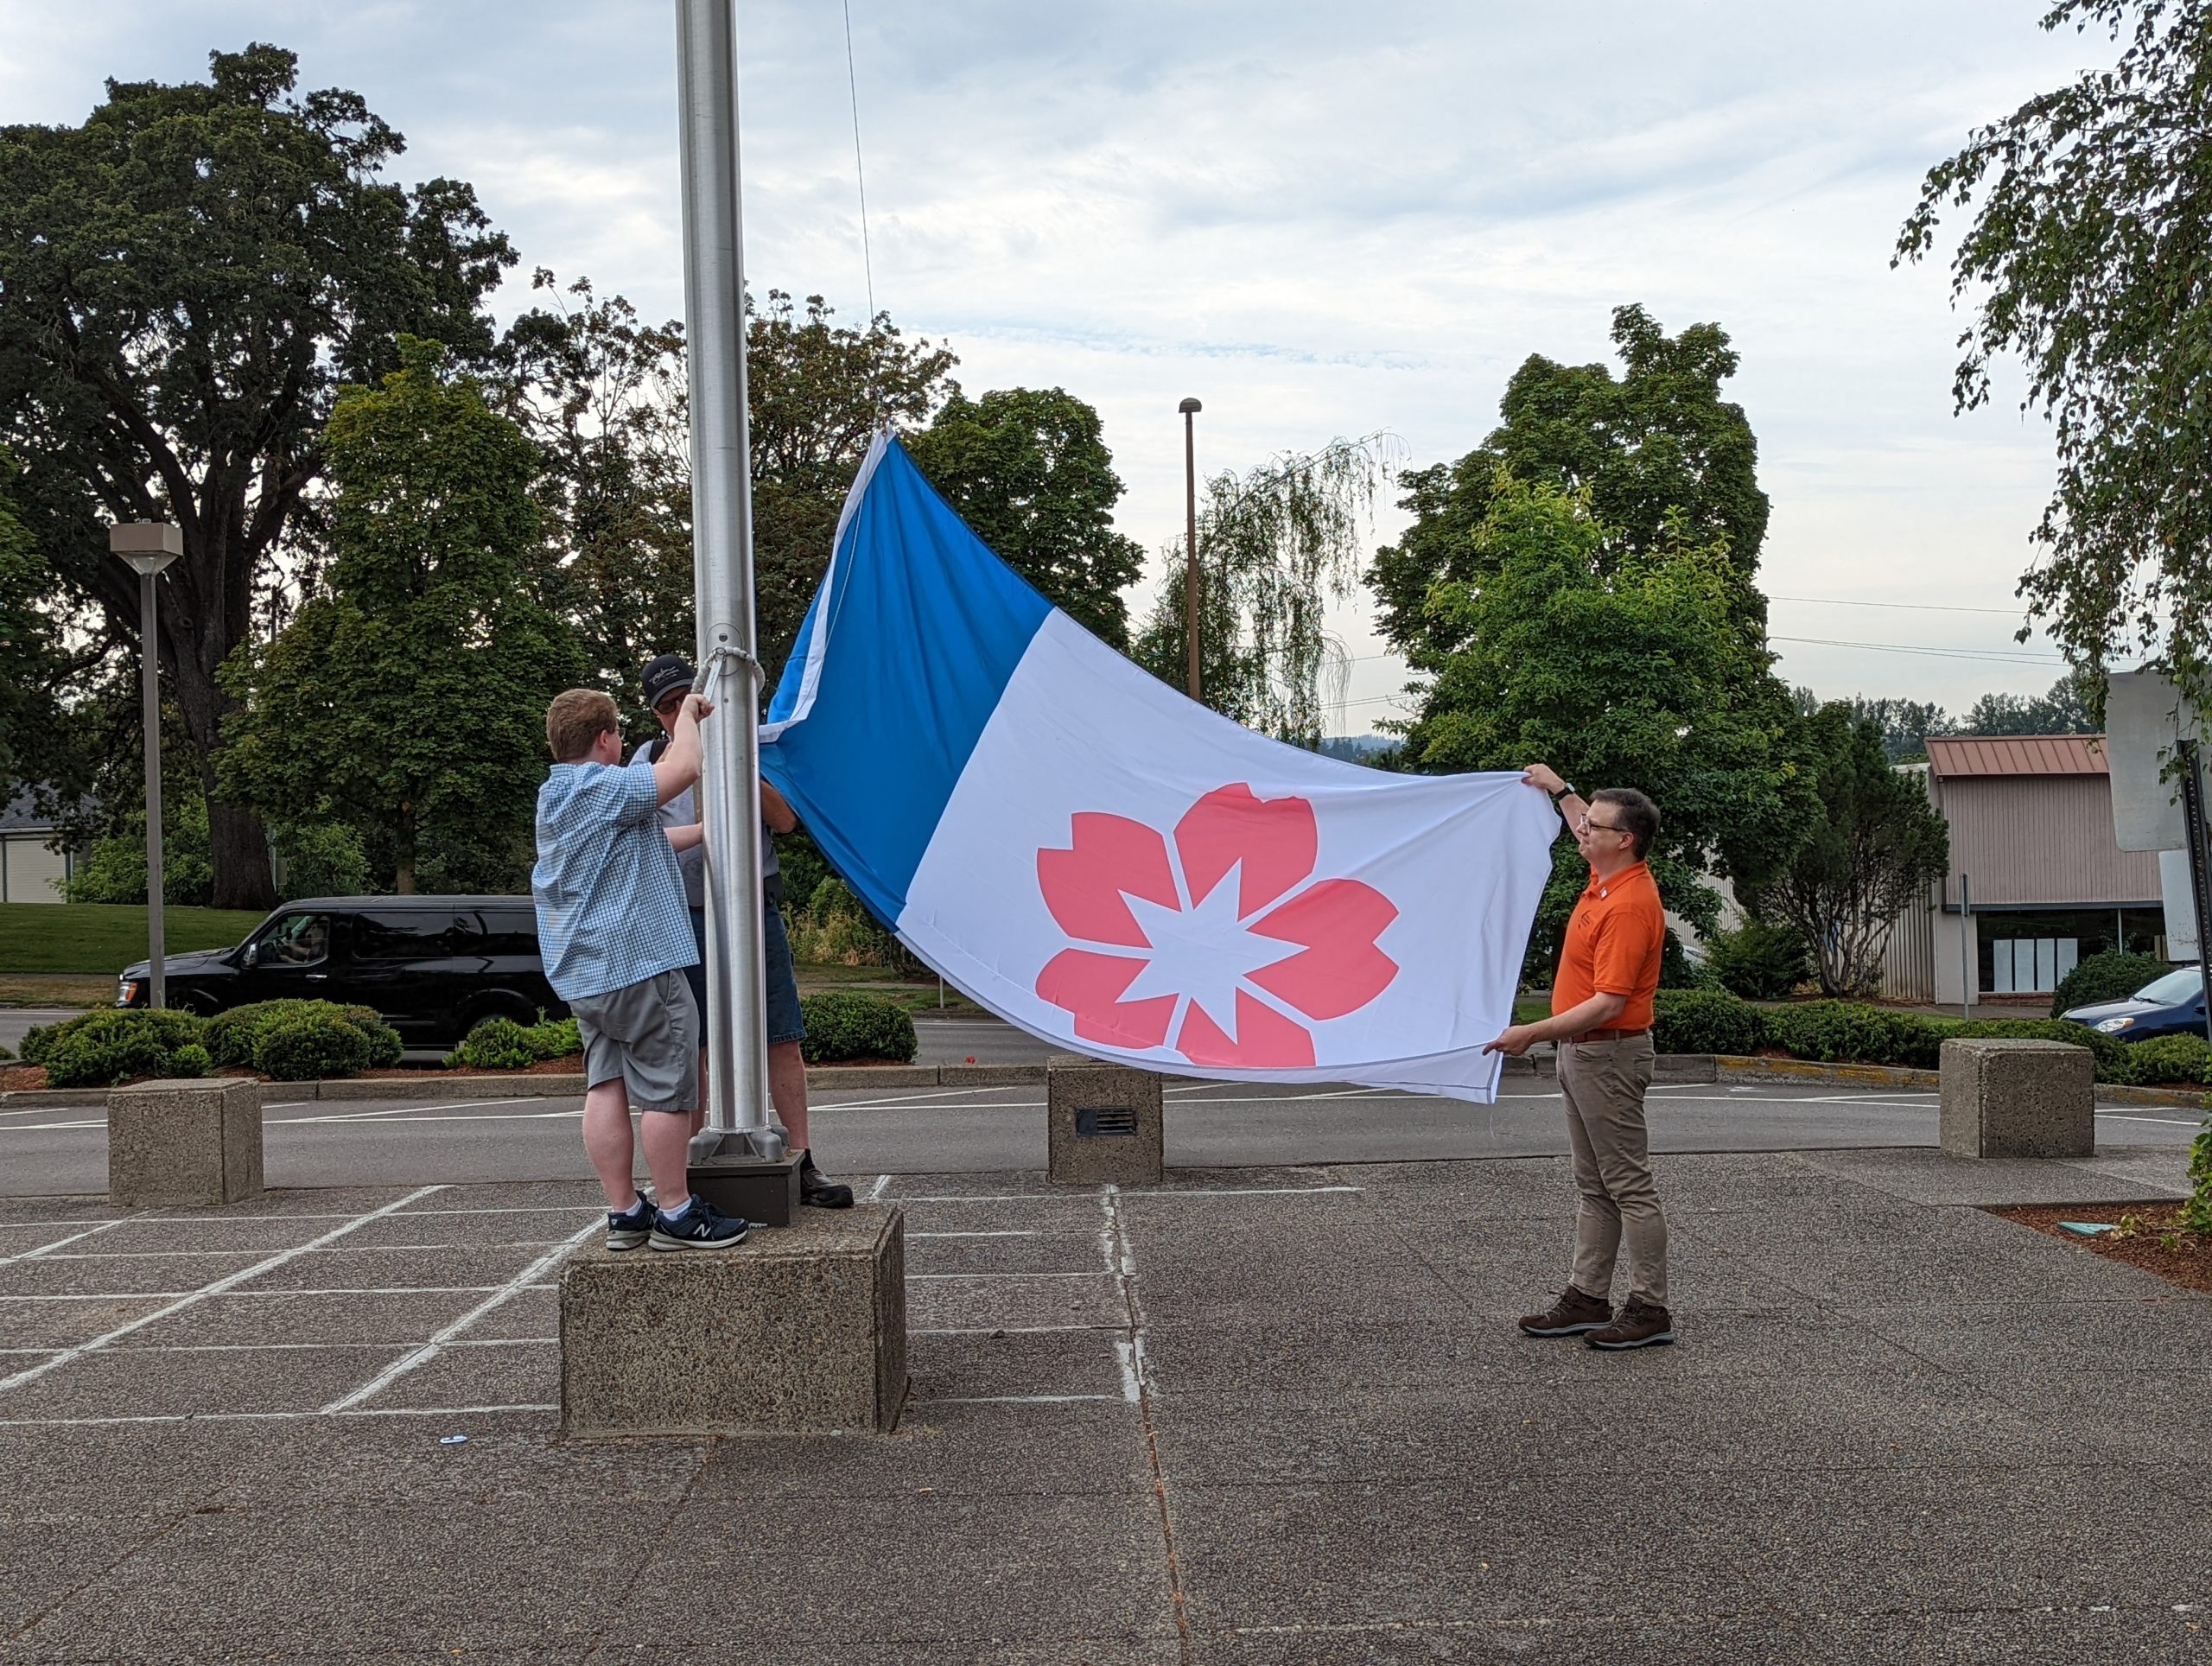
[1033,784,1400,1067]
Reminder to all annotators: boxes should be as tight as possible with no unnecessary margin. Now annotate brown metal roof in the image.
[1923,734,2107,778]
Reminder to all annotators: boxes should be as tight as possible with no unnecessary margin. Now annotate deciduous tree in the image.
[219,340,581,894]
[906,388,1145,648]
[1750,704,1950,996]
[1132,436,1395,745]
[1370,306,1768,670]
[1396,471,1808,970]
[1898,0,2212,709]
[0,44,514,906]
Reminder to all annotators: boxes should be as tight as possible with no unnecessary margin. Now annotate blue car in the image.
[2061,964,2208,1042]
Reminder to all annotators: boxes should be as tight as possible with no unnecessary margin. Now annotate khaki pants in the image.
[1558,1033,1668,1308]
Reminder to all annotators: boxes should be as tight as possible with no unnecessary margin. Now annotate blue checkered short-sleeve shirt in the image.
[531,760,698,1002]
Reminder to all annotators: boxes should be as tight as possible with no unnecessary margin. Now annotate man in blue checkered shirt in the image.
[533,687,749,1252]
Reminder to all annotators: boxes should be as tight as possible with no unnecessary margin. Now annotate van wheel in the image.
[459,994,537,1036]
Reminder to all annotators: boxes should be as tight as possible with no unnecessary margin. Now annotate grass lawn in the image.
[0,902,270,977]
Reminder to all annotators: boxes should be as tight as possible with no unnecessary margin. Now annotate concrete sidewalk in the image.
[1,1146,2208,1661]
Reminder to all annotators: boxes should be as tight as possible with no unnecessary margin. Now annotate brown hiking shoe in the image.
[1517,1286,1611,1338]
[1584,1297,1675,1351]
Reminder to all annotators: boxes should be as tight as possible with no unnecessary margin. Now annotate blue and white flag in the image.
[760,435,1558,1102]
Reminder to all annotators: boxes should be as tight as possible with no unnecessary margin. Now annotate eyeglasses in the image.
[1576,814,1627,836]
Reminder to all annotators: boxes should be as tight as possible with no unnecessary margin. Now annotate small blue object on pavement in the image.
[2057,1222,2120,1237]
[439,1434,469,1445]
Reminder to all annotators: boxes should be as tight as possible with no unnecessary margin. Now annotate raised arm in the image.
[651,693,712,807]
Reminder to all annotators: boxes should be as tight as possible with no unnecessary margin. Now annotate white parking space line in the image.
[862,1174,890,1202]
[0,1218,134,1269]
[2096,1112,2205,1128]
[908,1270,1118,1282]
[0,1403,557,1428]
[0,1119,106,1132]
[322,1218,597,1413]
[822,1084,1015,1112]
[925,1393,1122,1406]
[270,1099,537,1124]
[910,1230,1041,1239]
[0,1185,448,1398]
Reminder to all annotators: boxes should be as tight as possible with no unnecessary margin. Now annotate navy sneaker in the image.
[648,1196,751,1252]
[799,1150,855,1210]
[606,1192,655,1252]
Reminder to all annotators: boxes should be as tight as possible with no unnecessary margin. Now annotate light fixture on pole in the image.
[111,521,182,1011]
[1179,397,1202,702]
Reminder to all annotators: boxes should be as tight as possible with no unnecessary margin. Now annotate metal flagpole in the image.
[677,0,780,1162]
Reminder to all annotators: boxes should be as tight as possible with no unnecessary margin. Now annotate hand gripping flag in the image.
[760,434,1560,1102]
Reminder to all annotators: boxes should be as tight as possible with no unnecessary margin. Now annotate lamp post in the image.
[111,522,182,1010]
[1179,397,1202,702]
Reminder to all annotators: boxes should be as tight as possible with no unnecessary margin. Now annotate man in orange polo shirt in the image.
[1484,764,1673,1350]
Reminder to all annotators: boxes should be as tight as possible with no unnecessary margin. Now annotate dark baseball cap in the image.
[640,652,696,711]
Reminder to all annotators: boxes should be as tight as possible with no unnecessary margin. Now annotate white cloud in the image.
[0,0,2110,722]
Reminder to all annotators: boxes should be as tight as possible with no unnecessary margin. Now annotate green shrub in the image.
[344,1007,405,1069]
[202,999,400,1081]
[798,990,918,1065]
[1651,989,1772,1056]
[1766,1001,1940,1065]
[257,1014,371,1082]
[444,1014,580,1071]
[1703,919,1810,1001]
[789,877,925,976]
[2183,1111,2212,1235]
[29,1009,209,1088]
[2050,950,2171,1019]
[2109,1033,2212,1089]
[1939,1017,2132,1078]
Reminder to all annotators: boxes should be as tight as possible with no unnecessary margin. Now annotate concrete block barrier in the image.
[1046,1056,1164,1186]
[107,1077,264,1206]
[1939,1038,2096,1159]
[561,1204,906,1435]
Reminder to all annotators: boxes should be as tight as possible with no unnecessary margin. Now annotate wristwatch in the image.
[1550,783,1576,799]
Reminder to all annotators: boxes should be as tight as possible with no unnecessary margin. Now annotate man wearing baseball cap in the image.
[636,652,854,1209]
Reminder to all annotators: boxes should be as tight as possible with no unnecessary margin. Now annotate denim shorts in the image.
[685,907,808,1047]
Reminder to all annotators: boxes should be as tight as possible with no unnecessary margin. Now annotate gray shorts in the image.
[569,970,699,1115]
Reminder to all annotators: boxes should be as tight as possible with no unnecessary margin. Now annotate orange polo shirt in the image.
[1551,860,1665,1033]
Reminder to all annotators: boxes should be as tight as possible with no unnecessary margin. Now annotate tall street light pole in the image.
[676,0,780,1167]
[111,522,181,1011]
[1179,397,1202,702]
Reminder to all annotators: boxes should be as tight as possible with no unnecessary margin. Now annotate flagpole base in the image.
[687,1124,787,1165]
[688,1152,801,1229]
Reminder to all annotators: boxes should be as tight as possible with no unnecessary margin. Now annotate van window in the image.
[353,910,464,962]
[473,909,540,957]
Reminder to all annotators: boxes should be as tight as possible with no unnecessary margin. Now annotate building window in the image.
[1973,907,2166,993]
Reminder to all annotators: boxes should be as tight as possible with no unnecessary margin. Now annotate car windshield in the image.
[2133,965,2205,1006]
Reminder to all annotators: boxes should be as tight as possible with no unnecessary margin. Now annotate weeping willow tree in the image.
[1133,435,1397,745]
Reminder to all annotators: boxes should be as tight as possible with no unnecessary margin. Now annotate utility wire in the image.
[841,0,875,327]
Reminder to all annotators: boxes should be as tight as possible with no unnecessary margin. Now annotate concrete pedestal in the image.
[561,1204,906,1435]
[687,1154,799,1228]
[108,1077,263,1207]
[1046,1055,1163,1186]
[1939,1038,2095,1159]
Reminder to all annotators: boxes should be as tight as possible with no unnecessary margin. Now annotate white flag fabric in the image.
[760,434,1559,1102]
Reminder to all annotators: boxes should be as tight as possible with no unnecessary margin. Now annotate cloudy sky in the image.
[1,1,2107,731]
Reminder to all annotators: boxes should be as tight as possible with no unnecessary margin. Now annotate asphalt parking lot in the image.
[3,1142,2209,1660]
[3,1071,2202,1199]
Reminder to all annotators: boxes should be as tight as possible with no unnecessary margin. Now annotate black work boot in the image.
[798,1149,855,1209]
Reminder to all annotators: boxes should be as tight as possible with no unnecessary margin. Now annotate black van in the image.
[116,895,567,1046]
